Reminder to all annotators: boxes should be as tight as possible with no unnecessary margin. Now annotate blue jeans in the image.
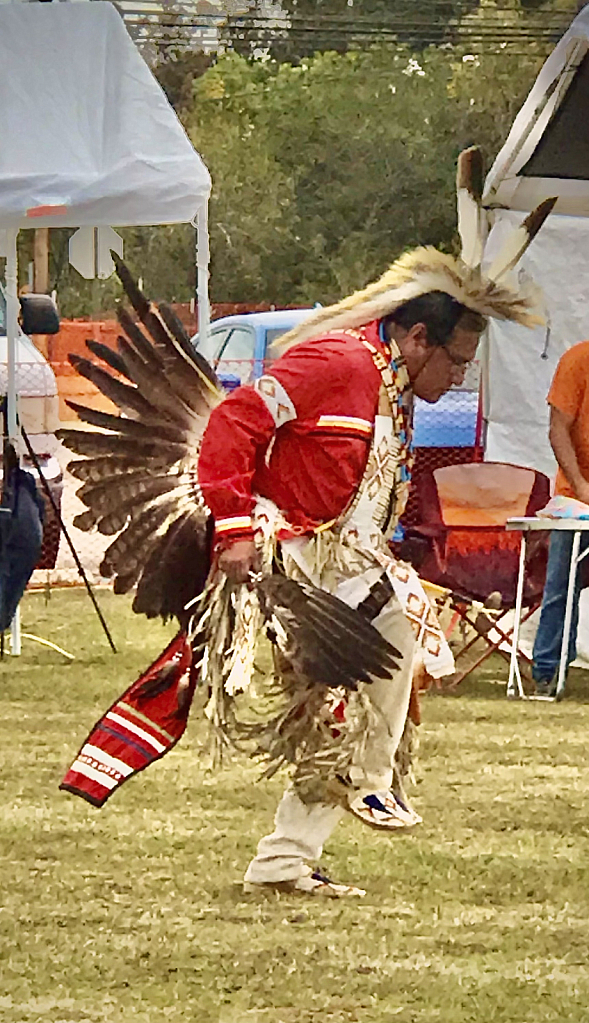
[532,531,589,682]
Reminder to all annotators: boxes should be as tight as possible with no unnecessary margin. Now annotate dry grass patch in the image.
[1,589,589,1022]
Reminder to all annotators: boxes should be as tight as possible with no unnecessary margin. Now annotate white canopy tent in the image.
[481,4,589,662]
[0,0,211,440]
[0,0,211,654]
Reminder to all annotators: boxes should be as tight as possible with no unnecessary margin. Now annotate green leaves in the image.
[185,40,546,306]
[43,1,574,314]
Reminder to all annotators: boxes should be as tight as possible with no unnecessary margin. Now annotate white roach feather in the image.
[486,197,558,283]
[456,146,486,269]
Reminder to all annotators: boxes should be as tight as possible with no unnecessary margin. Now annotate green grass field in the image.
[2,588,589,1023]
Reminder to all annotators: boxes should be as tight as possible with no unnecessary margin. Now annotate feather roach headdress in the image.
[276,147,556,351]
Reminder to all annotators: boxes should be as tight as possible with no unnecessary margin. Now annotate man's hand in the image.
[218,539,261,584]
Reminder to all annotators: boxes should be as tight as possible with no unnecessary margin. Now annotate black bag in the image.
[0,468,44,631]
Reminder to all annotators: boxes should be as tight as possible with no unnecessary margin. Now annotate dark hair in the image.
[386,291,486,347]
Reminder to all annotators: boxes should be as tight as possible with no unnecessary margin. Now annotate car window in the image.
[216,326,256,385]
[196,327,230,364]
[263,327,292,367]
[265,328,291,348]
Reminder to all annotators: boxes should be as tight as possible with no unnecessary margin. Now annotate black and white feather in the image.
[456,146,486,269]
[57,254,222,625]
[486,197,558,284]
[254,575,402,690]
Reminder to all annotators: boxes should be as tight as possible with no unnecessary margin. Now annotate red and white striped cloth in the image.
[60,633,195,807]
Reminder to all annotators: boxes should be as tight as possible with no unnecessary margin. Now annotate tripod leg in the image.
[20,425,117,654]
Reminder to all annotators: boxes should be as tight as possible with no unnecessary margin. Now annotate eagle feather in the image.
[58,259,220,621]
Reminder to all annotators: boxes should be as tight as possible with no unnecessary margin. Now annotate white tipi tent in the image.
[481,4,589,663]
[482,3,589,477]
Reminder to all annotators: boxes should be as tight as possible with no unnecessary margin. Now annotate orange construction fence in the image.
[48,320,121,422]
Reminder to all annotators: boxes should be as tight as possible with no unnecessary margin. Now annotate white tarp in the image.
[483,211,589,479]
[0,2,210,228]
[482,5,589,665]
[483,214,589,666]
[482,3,589,474]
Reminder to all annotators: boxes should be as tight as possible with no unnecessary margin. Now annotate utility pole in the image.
[32,228,50,358]
[33,227,49,294]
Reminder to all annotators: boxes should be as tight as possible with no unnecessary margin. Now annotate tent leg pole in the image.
[10,606,21,655]
[6,228,21,655]
[20,425,117,654]
[195,201,210,346]
[6,227,18,444]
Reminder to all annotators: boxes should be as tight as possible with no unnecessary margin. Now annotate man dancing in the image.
[198,286,484,896]
[59,150,554,898]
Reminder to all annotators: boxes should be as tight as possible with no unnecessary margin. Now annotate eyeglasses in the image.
[441,346,474,370]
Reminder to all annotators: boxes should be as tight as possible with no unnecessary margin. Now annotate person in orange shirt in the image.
[532,342,589,696]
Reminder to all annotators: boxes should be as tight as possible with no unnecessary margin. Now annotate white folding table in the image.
[506,517,589,700]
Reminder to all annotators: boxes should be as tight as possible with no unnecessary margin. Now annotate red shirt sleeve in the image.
[198,333,381,548]
[198,386,276,548]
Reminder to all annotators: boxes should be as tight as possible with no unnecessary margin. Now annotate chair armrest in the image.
[405,523,446,539]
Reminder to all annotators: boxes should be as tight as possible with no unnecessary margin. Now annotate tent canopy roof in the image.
[0,2,210,229]
[484,5,589,216]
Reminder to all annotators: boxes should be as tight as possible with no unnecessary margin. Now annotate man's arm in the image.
[549,404,589,504]
[198,336,376,581]
[198,386,278,582]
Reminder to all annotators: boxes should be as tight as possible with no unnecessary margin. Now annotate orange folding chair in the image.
[399,462,550,688]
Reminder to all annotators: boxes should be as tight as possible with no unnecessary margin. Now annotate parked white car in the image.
[0,285,62,497]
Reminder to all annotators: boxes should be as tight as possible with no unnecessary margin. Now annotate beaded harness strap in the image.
[339,332,414,536]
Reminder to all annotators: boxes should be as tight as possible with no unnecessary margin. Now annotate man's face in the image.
[411,325,481,404]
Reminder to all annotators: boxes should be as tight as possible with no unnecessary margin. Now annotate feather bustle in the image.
[115,335,198,429]
[159,301,221,390]
[116,307,164,366]
[84,338,132,380]
[57,428,188,463]
[133,513,212,623]
[116,304,219,419]
[67,458,152,483]
[64,401,189,445]
[112,252,222,402]
[66,354,156,419]
[76,474,193,520]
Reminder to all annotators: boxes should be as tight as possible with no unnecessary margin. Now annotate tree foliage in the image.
[185,40,548,305]
[45,0,580,314]
[224,0,570,61]
[154,49,214,112]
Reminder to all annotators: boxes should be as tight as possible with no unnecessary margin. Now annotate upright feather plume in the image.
[486,196,558,283]
[456,146,486,269]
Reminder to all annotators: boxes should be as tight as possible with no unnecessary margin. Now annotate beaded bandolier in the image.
[341,332,413,544]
